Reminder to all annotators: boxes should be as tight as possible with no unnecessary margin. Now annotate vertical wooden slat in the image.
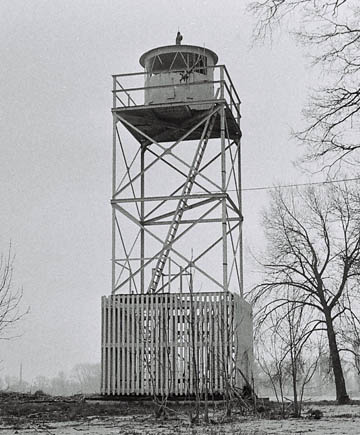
[140,293,144,395]
[142,294,146,394]
[189,296,193,395]
[174,294,178,395]
[130,295,135,394]
[230,295,235,387]
[201,295,205,393]
[209,294,213,393]
[179,295,183,396]
[220,294,224,392]
[159,294,163,396]
[111,297,116,394]
[188,294,191,395]
[218,294,222,393]
[160,294,163,397]
[121,295,125,395]
[183,294,187,396]
[170,294,174,396]
[138,293,142,395]
[159,295,163,396]
[210,294,214,392]
[225,293,229,386]
[126,295,131,395]
[101,297,105,394]
[132,295,136,395]
[192,293,197,397]
[161,295,165,396]
[214,294,219,392]
[201,294,205,394]
[144,293,148,395]
[234,293,242,388]
[172,294,176,394]
[204,294,209,394]
[134,294,139,395]
[184,294,188,395]
[208,294,211,394]
[125,295,129,395]
[130,294,133,395]
[156,292,164,394]
[116,296,121,395]
[149,293,154,395]
[145,293,148,395]
[150,292,154,396]
[194,293,199,396]
[154,294,158,396]
[128,295,132,395]
[120,295,124,395]
[200,295,203,393]
[101,297,103,395]
[129,295,132,394]
[179,293,183,396]
[106,297,111,395]
[104,298,108,395]
[161,294,164,396]
[164,293,169,396]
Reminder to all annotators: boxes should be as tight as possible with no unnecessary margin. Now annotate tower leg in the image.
[220,105,228,292]
[140,146,145,293]
[112,115,117,294]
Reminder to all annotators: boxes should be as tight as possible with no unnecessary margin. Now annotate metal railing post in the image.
[112,76,117,109]
[220,66,225,99]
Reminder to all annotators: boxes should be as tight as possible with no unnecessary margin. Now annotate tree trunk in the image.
[324,309,350,404]
[291,356,299,417]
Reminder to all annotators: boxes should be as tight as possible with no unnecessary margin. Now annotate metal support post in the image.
[140,146,145,293]
[111,112,117,294]
[220,66,225,100]
[236,102,243,296]
[221,105,228,292]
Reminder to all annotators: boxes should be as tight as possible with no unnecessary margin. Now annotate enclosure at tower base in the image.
[101,291,252,397]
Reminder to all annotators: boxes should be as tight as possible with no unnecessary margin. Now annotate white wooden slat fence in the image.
[101,291,252,396]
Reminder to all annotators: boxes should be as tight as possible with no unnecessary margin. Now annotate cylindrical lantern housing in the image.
[139,45,218,106]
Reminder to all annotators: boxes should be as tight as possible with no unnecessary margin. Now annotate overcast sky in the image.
[0,0,316,381]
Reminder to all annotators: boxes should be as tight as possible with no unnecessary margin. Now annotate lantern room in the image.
[139,44,218,106]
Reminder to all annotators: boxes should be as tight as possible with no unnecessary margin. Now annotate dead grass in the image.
[1,392,360,434]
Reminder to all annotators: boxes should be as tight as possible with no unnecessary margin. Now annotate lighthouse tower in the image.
[101,35,253,397]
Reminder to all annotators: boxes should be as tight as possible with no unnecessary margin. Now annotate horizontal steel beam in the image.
[144,217,240,226]
[111,192,226,203]
[112,64,223,79]
[112,98,226,113]
[144,197,220,224]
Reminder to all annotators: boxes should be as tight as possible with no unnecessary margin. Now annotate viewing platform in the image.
[112,65,242,144]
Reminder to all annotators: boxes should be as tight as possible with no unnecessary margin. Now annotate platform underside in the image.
[112,100,241,145]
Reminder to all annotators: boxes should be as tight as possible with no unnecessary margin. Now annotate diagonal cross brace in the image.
[148,111,218,293]
[112,202,224,291]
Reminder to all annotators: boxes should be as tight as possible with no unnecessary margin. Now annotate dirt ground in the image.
[1,393,360,434]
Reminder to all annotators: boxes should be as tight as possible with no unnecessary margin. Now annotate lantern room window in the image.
[148,52,208,75]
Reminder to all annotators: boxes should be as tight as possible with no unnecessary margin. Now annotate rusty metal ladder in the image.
[148,111,217,293]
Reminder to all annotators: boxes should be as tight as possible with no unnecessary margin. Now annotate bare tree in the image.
[249,0,360,168]
[256,297,323,416]
[72,363,101,394]
[336,284,360,375]
[0,245,26,342]
[251,181,360,404]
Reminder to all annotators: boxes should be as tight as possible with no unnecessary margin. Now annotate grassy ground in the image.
[1,392,360,434]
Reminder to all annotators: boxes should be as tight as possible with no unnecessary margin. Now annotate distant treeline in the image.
[0,363,100,396]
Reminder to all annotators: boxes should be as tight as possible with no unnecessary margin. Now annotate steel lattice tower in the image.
[101,39,253,397]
